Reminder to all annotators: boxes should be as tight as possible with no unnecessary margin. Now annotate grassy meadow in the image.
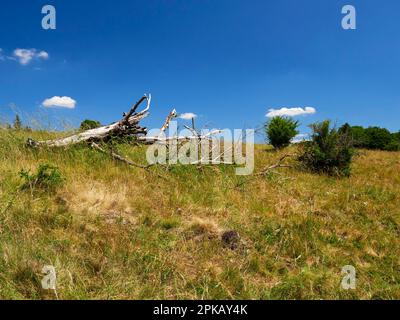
[0,128,399,300]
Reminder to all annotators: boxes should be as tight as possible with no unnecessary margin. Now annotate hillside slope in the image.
[0,129,399,299]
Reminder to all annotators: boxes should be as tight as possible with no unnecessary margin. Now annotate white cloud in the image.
[266,106,316,118]
[0,48,4,61]
[37,51,49,59]
[291,133,310,143]
[42,96,76,109]
[13,48,49,65]
[179,113,197,120]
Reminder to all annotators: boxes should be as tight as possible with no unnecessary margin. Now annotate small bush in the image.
[265,116,299,149]
[80,119,101,131]
[299,120,354,177]
[20,164,64,192]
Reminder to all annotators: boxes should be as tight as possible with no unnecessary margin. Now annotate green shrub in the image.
[392,131,400,143]
[20,164,64,192]
[350,126,368,148]
[80,119,101,131]
[384,140,400,152]
[299,120,354,177]
[364,127,392,150]
[339,124,367,148]
[265,116,299,149]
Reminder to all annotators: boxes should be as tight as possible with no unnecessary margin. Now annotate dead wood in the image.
[91,142,152,170]
[233,153,297,189]
[27,94,242,176]
[28,95,151,148]
[256,153,297,176]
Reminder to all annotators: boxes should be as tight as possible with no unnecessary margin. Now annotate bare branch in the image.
[123,94,152,124]
[139,129,222,144]
[91,142,151,169]
[159,109,177,137]
[121,95,148,125]
[183,125,199,137]
[256,154,297,176]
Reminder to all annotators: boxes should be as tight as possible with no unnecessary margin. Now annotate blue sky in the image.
[0,0,399,139]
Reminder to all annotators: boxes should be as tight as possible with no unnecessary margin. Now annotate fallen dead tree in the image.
[27,95,152,148]
[28,94,224,147]
[27,94,235,172]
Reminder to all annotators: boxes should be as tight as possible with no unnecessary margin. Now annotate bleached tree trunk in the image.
[28,95,151,148]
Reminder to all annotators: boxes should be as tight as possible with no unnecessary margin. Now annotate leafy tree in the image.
[338,123,351,135]
[385,131,400,151]
[13,115,22,130]
[339,124,367,148]
[299,120,354,177]
[392,131,400,142]
[364,127,392,150]
[349,126,368,148]
[265,116,299,149]
[80,119,101,131]
[384,140,400,152]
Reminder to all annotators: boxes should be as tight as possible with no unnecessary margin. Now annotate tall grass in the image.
[0,128,399,299]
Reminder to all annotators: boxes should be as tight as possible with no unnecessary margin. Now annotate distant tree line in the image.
[264,117,400,152]
[338,123,400,151]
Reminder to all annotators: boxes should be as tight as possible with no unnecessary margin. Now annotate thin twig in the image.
[234,153,297,189]
[91,142,169,180]
[256,153,297,176]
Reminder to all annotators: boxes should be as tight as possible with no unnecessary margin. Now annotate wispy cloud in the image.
[179,113,197,120]
[0,48,5,61]
[266,106,316,118]
[13,48,49,65]
[42,96,76,109]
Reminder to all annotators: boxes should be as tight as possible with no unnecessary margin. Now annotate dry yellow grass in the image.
[0,129,399,299]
